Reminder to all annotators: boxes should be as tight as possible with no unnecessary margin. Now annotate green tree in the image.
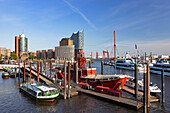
[29,55,35,60]
[5,56,8,60]
[10,53,18,60]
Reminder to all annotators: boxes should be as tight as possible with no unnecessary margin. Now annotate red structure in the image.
[90,52,92,59]
[77,49,86,69]
[103,50,109,59]
[96,52,98,59]
[114,30,116,74]
[15,36,20,56]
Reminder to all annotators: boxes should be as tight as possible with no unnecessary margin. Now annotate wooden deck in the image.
[25,68,58,88]
[75,87,143,110]
[25,68,79,97]
[123,86,159,102]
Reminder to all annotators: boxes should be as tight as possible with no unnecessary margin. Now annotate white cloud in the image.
[63,0,96,29]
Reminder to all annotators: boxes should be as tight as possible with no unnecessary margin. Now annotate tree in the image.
[29,55,35,60]
[5,56,8,60]
[10,53,18,60]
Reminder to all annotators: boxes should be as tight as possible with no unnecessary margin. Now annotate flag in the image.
[135,44,137,49]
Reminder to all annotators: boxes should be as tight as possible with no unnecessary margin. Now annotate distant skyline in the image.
[0,0,170,57]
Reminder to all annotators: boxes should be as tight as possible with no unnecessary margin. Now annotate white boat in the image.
[116,53,145,72]
[125,76,161,94]
[156,59,169,65]
[20,81,59,102]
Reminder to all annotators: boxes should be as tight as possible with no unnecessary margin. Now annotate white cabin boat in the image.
[20,82,59,102]
[125,76,161,94]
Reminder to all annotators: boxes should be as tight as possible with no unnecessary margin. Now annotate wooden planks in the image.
[122,86,159,102]
[25,68,57,88]
[75,87,143,110]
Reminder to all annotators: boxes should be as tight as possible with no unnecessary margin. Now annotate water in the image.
[0,59,170,113]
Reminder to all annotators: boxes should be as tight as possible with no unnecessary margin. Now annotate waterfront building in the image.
[151,54,158,59]
[0,47,11,58]
[41,50,47,59]
[47,49,55,59]
[15,36,20,56]
[28,52,36,57]
[70,30,84,50]
[55,45,74,62]
[36,50,42,59]
[15,33,28,60]
[60,38,73,46]
[19,33,28,55]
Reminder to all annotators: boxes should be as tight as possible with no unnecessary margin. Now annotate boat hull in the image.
[2,76,9,79]
[20,87,59,102]
[80,77,128,91]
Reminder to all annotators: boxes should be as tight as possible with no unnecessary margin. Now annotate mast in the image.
[114,30,116,74]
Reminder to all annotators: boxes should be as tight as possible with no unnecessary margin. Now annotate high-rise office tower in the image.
[15,33,28,56]
[70,30,84,50]
[15,36,20,56]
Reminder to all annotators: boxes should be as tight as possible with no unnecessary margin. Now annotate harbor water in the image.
[0,59,170,113]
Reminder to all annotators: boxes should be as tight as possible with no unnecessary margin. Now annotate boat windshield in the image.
[40,89,58,96]
[138,64,142,67]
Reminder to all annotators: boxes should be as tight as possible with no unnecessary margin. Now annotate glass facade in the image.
[0,47,6,58]
[70,30,84,50]
[19,34,28,52]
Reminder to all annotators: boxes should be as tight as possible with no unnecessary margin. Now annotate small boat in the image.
[156,59,169,65]
[2,72,10,79]
[116,53,145,72]
[8,69,16,78]
[10,72,16,78]
[125,76,161,95]
[20,81,59,102]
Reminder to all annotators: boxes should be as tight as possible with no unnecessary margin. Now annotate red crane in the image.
[96,52,98,59]
[103,50,109,59]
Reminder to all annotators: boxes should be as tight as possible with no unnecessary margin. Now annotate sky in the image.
[0,0,170,57]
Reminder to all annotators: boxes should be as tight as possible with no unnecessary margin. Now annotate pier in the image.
[0,59,165,112]
[75,86,143,110]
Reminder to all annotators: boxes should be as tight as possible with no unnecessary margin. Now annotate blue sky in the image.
[0,0,170,57]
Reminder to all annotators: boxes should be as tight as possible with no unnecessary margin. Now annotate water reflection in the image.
[0,60,170,112]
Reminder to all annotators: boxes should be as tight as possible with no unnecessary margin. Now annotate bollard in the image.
[64,61,67,100]
[40,61,42,73]
[143,64,147,113]
[145,52,147,62]
[150,52,152,63]
[162,69,165,105]
[15,62,17,78]
[101,61,104,75]
[114,30,116,75]
[68,62,71,98]
[30,62,31,79]
[37,61,39,82]
[15,67,17,78]
[23,61,25,82]
[50,60,52,78]
[44,61,46,75]
[147,65,150,107]
[135,63,138,98]
[89,60,91,68]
